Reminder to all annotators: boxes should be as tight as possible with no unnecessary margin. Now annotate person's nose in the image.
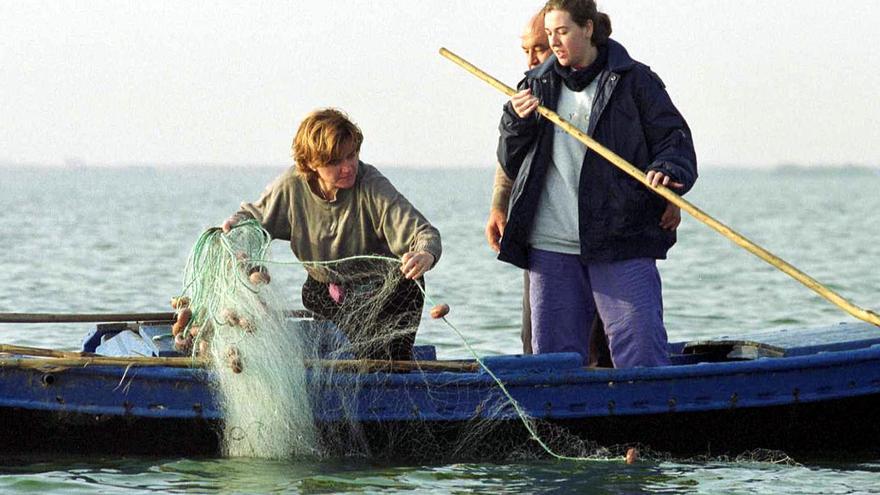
[527,50,539,69]
[549,33,560,47]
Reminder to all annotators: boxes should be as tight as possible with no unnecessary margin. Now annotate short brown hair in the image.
[292,108,364,179]
[544,0,612,46]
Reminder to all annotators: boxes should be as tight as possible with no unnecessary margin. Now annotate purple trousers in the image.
[528,249,670,368]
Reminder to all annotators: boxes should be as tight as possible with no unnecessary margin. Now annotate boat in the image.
[1,317,879,460]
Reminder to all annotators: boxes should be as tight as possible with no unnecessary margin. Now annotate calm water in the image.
[1,165,879,493]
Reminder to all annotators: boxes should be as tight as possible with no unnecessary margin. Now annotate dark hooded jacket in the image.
[497,39,697,269]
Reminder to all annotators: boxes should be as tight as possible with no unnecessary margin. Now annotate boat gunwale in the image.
[4,338,880,386]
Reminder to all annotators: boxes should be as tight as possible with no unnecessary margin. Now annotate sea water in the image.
[0,165,878,493]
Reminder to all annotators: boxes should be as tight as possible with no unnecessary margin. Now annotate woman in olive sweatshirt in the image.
[223,108,441,361]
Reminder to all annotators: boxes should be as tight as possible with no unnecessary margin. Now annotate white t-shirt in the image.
[529,80,599,254]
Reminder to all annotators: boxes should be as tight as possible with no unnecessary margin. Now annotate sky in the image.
[1,0,879,168]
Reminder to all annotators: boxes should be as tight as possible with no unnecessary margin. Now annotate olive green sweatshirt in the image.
[236,162,441,280]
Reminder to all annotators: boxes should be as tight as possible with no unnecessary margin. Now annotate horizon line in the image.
[1,160,878,171]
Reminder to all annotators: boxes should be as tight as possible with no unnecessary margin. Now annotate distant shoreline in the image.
[1,161,878,173]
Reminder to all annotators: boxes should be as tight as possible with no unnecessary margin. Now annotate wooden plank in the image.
[0,309,314,324]
[0,343,479,373]
[0,312,176,324]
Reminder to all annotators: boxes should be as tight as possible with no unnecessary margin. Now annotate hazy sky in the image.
[2,1,879,168]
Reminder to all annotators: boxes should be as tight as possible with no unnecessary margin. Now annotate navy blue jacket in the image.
[497,39,698,269]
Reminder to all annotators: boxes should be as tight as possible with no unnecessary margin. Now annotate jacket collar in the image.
[525,38,635,79]
[605,39,636,73]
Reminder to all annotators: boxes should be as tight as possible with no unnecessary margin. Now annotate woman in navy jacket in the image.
[497,0,697,368]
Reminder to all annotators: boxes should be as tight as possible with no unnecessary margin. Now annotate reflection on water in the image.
[1,454,880,494]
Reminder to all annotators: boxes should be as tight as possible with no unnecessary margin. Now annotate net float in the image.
[225,346,243,373]
[238,317,256,334]
[625,447,640,464]
[430,303,450,319]
[174,332,188,351]
[176,307,192,328]
[170,296,190,310]
[248,269,271,285]
[219,308,241,327]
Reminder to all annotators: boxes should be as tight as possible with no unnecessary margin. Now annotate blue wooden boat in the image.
[1,318,879,459]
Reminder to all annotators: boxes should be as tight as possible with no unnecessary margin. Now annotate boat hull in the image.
[1,321,879,459]
[2,393,879,459]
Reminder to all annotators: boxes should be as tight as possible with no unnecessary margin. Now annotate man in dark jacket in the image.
[497,0,697,368]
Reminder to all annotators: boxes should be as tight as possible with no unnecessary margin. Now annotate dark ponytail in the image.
[593,11,612,45]
[544,0,612,46]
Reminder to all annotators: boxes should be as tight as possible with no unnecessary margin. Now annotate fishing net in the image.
[169,221,650,462]
[174,223,317,458]
[173,220,444,458]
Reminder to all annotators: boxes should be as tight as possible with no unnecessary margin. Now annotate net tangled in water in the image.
[173,220,443,458]
[170,221,723,463]
[175,222,317,457]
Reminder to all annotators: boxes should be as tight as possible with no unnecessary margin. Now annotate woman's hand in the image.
[485,208,507,253]
[221,214,245,233]
[511,89,539,119]
[646,171,683,230]
[659,203,681,231]
[645,170,684,189]
[400,251,435,280]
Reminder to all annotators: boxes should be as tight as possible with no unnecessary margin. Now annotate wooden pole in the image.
[0,309,314,324]
[0,344,95,359]
[0,356,205,369]
[0,312,176,324]
[0,343,479,373]
[439,47,880,328]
